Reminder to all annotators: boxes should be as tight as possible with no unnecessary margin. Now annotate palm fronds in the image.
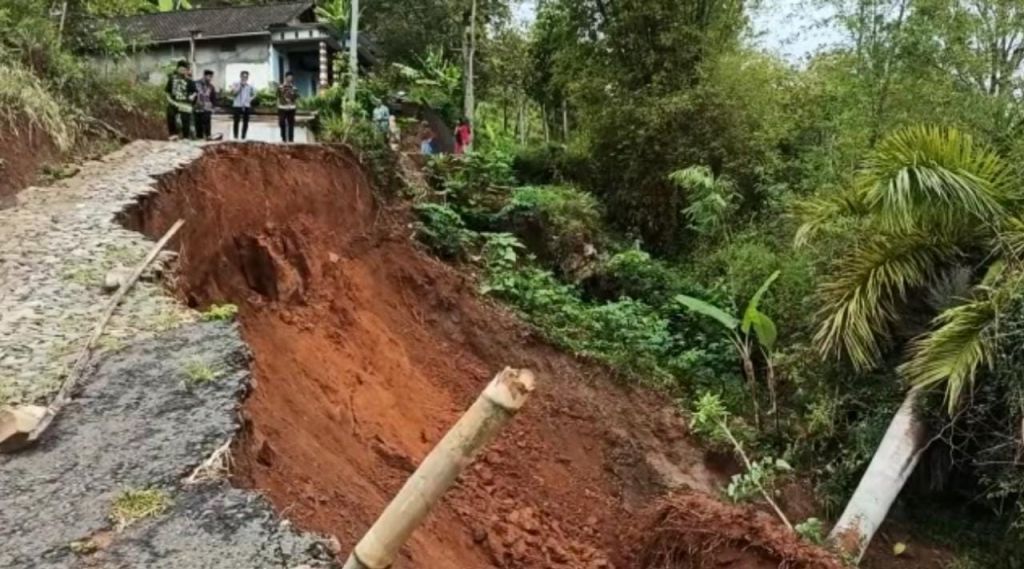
[901,269,1023,413]
[857,126,1016,235]
[793,185,867,246]
[900,296,996,414]
[816,233,961,369]
[996,216,1024,262]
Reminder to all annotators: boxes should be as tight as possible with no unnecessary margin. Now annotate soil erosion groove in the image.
[118,143,822,568]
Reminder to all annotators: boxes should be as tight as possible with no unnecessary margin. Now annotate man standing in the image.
[193,69,219,141]
[230,70,256,140]
[372,100,390,137]
[277,72,299,143]
[165,61,196,140]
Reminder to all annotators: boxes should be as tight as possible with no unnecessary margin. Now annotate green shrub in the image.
[512,143,591,185]
[590,249,721,307]
[480,237,682,385]
[695,232,817,335]
[200,304,238,322]
[0,62,74,150]
[497,185,604,279]
[413,203,477,259]
[426,150,517,225]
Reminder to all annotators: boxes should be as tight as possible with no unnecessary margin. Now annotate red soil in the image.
[628,492,843,569]
[1,108,163,205]
[0,121,55,205]
[124,143,841,568]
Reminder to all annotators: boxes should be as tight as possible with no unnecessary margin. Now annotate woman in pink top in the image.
[454,117,473,155]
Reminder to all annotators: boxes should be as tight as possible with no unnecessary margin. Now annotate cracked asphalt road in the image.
[0,322,338,569]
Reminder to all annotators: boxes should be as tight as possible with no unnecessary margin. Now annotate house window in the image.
[220,41,236,53]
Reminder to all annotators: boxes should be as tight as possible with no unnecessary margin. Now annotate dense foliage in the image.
[0,0,162,154]
[286,0,1024,563]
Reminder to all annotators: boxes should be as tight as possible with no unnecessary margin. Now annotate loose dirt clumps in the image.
[123,142,839,568]
[626,492,843,569]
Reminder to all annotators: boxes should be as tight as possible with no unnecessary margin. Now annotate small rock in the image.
[103,266,132,292]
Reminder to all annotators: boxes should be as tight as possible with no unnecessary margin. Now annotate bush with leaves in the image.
[426,149,517,222]
[669,165,739,238]
[0,62,73,150]
[413,203,477,259]
[496,185,604,280]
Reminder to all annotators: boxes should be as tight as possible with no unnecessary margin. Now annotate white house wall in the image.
[97,37,273,91]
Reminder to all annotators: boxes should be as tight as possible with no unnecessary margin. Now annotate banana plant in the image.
[676,270,781,428]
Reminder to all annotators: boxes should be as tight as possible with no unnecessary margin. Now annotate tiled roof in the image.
[117,1,315,43]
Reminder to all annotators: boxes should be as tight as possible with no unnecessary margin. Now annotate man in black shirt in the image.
[165,61,197,140]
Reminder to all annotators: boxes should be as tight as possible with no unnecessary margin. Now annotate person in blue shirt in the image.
[420,126,435,156]
[229,71,256,140]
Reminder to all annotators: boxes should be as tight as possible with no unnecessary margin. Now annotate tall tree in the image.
[799,125,1024,560]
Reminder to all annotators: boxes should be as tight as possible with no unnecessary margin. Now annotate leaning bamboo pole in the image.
[342,367,536,569]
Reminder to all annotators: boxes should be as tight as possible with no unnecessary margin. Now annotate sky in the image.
[511,0,843,63]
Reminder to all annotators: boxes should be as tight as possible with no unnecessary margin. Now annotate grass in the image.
[61,265,104,286]
[200,303,239,322]
[151,308,191,332]
[0,63,74,150]
[96,335,124,353]
[0,377,16,406]
[182,358,219,387]
[109,488,170,530]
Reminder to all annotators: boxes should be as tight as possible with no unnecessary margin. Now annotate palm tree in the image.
[797,125,1024,561]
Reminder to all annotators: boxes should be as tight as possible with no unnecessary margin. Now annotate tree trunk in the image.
[463,0,477,150]
[542,105,550,143]
[346,0,360,117]
[828,389,926,562]
[561,98,569,140]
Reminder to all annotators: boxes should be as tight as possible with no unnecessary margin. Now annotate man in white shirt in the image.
[230,71,256,140]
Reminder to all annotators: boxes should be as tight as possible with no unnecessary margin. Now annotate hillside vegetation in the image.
[311,0,1024,566]
[0,0,163,198]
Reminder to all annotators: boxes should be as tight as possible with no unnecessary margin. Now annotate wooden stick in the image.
[27,219,186,442]
[343,367,536,569]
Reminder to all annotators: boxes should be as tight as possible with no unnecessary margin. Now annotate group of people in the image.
[165,60,301,143]
[416,117,472,156]
[371,100,474,157]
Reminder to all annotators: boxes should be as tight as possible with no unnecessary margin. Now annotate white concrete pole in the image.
[346,0,360,114]
[828,389,926,561]
[342,368,536,569]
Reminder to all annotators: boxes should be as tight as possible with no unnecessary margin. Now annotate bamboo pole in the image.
[342,367,536,569]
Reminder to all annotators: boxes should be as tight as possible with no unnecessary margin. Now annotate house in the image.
[111,1,375,97]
